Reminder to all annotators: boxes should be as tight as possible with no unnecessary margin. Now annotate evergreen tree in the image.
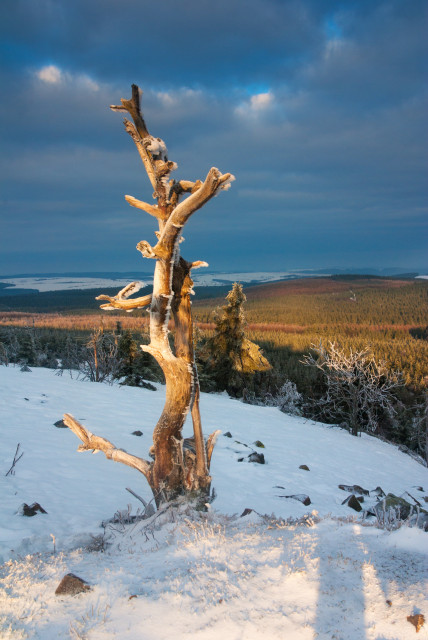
[116,330,159,388]
[17,328,39,367]
[207,283,270,396]
[117,330,138,384]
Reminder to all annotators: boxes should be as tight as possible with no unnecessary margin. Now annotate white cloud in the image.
[37,65,63,84]
[155,88,203,107]
[235,91,274,117]
[35,65,99,91]
[78,75,99,91]
[250,92,273,110]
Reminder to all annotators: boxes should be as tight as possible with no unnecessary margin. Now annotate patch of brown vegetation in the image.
[0,312,149,332]
[243,278,413,300]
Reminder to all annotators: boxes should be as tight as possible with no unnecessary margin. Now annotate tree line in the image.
[1,282,426,463]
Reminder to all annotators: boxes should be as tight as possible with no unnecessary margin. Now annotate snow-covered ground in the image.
[0,277,134,293]
[0,366,427,639]
[0,271,330,293]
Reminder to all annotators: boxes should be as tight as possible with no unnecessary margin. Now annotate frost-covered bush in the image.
[302,342,402,436]
[263,380,302,416]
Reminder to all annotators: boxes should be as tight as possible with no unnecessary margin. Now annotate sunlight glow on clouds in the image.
[36,65,99,91]
[37,64,62,84]
[235,91,274,117]
[250,92,273,110]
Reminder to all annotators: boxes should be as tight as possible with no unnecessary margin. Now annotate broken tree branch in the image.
[123,119,157,191]
[63,414,152,478]
[96,293,152,311]
[124,196,165,220]
[149,168,234,258]
[5,443,24,476]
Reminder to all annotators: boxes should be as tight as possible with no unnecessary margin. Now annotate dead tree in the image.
[64,85,234,506]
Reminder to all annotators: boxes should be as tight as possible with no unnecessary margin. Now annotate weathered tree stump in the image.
[64,85,234,507]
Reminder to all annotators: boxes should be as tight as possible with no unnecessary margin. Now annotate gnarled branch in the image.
[206,430,221,468]
[66,84,234,507]
[125,195,166,220]
[96,281,152,311]
[124,119,157,191]
[110,84,150,139]
[150,168,234,258]
[96,293,152,311]
[63,414,152,478]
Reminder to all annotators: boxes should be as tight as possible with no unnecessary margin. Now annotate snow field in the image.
[0,365,427,639]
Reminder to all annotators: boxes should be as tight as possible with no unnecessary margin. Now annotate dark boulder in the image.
[374,493,414,520]
[341,494,363,512]
[248,452,265,464]
[55,573,91,596]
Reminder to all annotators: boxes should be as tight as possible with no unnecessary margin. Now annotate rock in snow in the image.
[55,573,91,596]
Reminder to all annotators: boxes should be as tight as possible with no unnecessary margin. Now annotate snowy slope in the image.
[0,366,427,639]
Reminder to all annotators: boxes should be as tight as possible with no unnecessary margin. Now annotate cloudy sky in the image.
[1,0,427,275]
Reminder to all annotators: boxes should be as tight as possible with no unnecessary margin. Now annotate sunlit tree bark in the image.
[64,85,234,507]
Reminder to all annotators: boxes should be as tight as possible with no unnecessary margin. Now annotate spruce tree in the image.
[208,283,270,396]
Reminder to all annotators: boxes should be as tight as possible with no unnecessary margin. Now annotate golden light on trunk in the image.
[64,85,234,507]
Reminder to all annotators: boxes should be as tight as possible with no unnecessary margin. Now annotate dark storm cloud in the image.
[0,0,335,88]
[0,0,427,274]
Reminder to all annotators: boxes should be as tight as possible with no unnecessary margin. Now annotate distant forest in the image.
[1,276,427,459]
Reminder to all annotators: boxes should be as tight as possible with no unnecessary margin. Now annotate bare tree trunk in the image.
[64,85,232,507]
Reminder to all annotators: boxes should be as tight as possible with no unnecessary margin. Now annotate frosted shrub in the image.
[263,380,302,416]
[302,342,402,436]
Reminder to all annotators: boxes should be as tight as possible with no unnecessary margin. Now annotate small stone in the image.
[342,494,362,512]
[299,465,310,471]
[407,613,425,633]
[253,440,265,448]
[338,484,369,496]
[248,452,265,464]
[223,432,232,438]
[240,508,254,517]
[54,419,67,428]
[19,502,48,517]
[414,486,424,492]
[131,430,143,436]
[279,494,311,506]
[55,573,91,596]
